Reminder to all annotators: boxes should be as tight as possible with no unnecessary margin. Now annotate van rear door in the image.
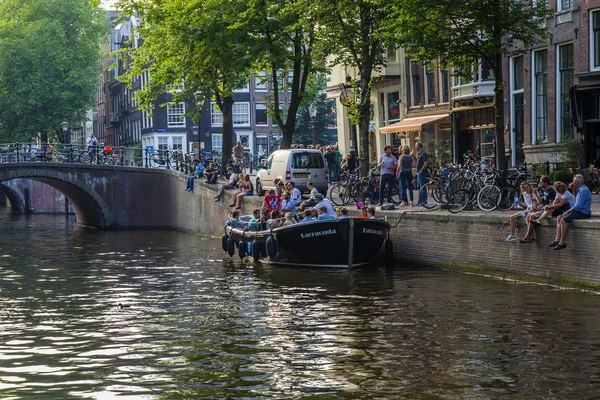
[290,151,326,183]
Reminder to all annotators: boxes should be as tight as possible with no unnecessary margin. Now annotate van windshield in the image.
[292,152,324,169]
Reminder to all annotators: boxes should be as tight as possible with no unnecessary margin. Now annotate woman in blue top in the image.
[395,145,414,207]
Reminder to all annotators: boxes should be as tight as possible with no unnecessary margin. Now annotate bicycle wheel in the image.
[352,181,369,203]
[477,184,500,212]
[497,187,517,211]
[390,182,401,204]
[418,182,437,209]
[448,188,471,213]
[149,153,163,168]
[329,183,346,206]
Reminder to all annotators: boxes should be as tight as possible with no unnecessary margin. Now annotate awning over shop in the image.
[449,104,494,113]
[379,114,449,134]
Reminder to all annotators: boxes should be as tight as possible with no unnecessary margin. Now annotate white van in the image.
[255,149,328,195]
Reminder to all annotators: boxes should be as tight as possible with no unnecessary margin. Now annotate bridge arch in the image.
[0,182,25,214]
[0,167,111,228]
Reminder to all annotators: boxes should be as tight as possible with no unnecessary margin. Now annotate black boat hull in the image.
[225,218,391,268]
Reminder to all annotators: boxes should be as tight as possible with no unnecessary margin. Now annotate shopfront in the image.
[451,105,496,162]
[572,83,600,166]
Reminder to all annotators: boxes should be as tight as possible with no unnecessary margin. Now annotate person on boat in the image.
[301,182,319,208]
[337,207,350,219]
[276,181,286,197]
[230,174,253,209]
[263,189,282,212]
[359,206,369,219]
[226,210,244,229]
[287,181,302,203]
[314,193,336,217]
[368,206,376,219]
[247,209,261,232]
[260,209,271,230]
[268,210,283,229]
[284,212,296,226]
[281,191,297,220]
[317,206,336,220]
[300,208,314,223]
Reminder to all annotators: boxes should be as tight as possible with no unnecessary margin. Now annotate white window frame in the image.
[233,81,250,93]
[211,102,223,127]
[167,102,186,128]
[172,136,184,150]
[556,42,574,143]
[590,9,600,71]
[557,0,573,12]
[212,134,223,150]
[438,69,450,104]
[387,48,398,64]
[255,71,268,91]
[232,102,250,127]
[510,55,525,166]
[531,48,548,144]
[255,102,268,126]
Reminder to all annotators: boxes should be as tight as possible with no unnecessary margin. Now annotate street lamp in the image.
[61,121,69,144]
[308,104,317,146]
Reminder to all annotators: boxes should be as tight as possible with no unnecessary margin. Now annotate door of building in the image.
[456,130,474,162]
[585,122,600,166]
[513,93,525,166]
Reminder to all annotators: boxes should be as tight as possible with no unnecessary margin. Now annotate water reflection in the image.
[0,214,600,398]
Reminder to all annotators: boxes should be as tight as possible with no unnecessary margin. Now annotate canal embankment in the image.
[175,174,600,285]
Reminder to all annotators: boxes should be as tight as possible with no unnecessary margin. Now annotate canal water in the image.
[1,209,600,399]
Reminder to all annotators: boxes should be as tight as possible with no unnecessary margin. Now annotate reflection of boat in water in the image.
[223,218,392,269]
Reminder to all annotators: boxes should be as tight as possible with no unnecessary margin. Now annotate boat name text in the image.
[300,229,337,239]
[363,228,384,235]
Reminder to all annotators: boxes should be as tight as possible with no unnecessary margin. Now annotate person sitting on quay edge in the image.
[550,174,593,250]
[301,182,319,208]
[521,181,574,243]
[505,182,540,242]
[317,206,336,220]
[263,189,282,212]
[230,174,253,210]
[185,159,204,192]
[287,181,302,203]
[203,162,218,184]
[214,166,238,202]
[277,180,286,197]
[314,193,336,217]
[519,176,555,242]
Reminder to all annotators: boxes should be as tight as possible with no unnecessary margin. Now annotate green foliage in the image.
[426,138,452,170]
[0,0,107,142]
[552,170,572,185]
[556,138,585,167]
[293,93,336,147]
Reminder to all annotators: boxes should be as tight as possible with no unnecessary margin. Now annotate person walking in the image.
[396,145,414,207]
[414,142,429,206]
[377,145,397,206]
[324,146,337,183]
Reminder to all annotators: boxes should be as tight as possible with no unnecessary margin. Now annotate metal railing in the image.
[0,142,199,175]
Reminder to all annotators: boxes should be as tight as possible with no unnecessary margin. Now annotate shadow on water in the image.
[1,213,600,399]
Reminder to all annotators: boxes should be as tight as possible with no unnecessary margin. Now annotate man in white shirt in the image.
[87,133,98,147]
[215,167,238,202]
[314,193,336,217]
[287,181,302,203]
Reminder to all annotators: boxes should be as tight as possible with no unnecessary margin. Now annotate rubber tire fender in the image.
[266,236,277,259]
[227,237,235,257]
[238,240,246,259]
[222,234,228,252]
[252,240,260,263]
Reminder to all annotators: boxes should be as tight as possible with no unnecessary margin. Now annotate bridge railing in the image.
[0,143,199,174]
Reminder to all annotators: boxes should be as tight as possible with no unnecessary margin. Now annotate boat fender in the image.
[247,242,252,256]
[252,240,260,262]
[259,240,267,257]
[227,237,235,257]
[266,236,277,258]
[385,239,394,262]
[238,240,246,259]
[221,234,228,252]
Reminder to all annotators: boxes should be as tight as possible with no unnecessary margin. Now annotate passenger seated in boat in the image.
[301,182,319,208]
[337,207,350,219]
[300,208,314,223]
[314,193,336,217]
[311,208,318,219]
[359,206,369,219]
[368,206,376,219]
[317,206,336,220]
[263,189,282,212]
[248,209,261,232]
[226,210,244,229]
[268,210,283,229]
[284,212,296,226]
[281,191,297,220]
[260,209,271,230]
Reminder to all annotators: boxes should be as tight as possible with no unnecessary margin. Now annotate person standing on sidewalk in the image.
[414,142,429,206]
[377,145,397,206]
[396,145,414,207]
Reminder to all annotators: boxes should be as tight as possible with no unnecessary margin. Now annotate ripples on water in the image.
[0,211,600,399]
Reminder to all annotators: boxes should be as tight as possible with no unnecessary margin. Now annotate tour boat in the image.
[223,217,392,268]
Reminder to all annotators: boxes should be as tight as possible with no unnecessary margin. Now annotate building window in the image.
[533,49,548,142]
[212,134,222,150]
[158,137,168,156]
[592,10,600,70]
[256,135,268,155]
[387,92,400,122]
[172,136,183,151]
[255,71,267,91]
[558,43,574,140]
[410,60,421,107]
[287,70,294,91]
[387,48,397,63]
[424,63,435,105]
[559,0,572,11]
[211,102,223,126]
[233,82,250,92]
[255,103,268,125]
[439,69,450,103]
[513,56,524,90]
[167,102,186,128]
[233,102,250,126]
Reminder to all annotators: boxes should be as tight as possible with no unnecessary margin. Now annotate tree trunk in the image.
[221,96,234,163]
[494,52,507,171]
[358,73,373,177]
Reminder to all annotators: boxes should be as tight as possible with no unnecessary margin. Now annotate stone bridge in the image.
[0,163,186,229]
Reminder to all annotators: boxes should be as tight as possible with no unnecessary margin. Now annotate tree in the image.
[391,0,553,170]
[119,0,258,161]
[0,0,107,142]
[315,0,392,176]
[293,94,337,147]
